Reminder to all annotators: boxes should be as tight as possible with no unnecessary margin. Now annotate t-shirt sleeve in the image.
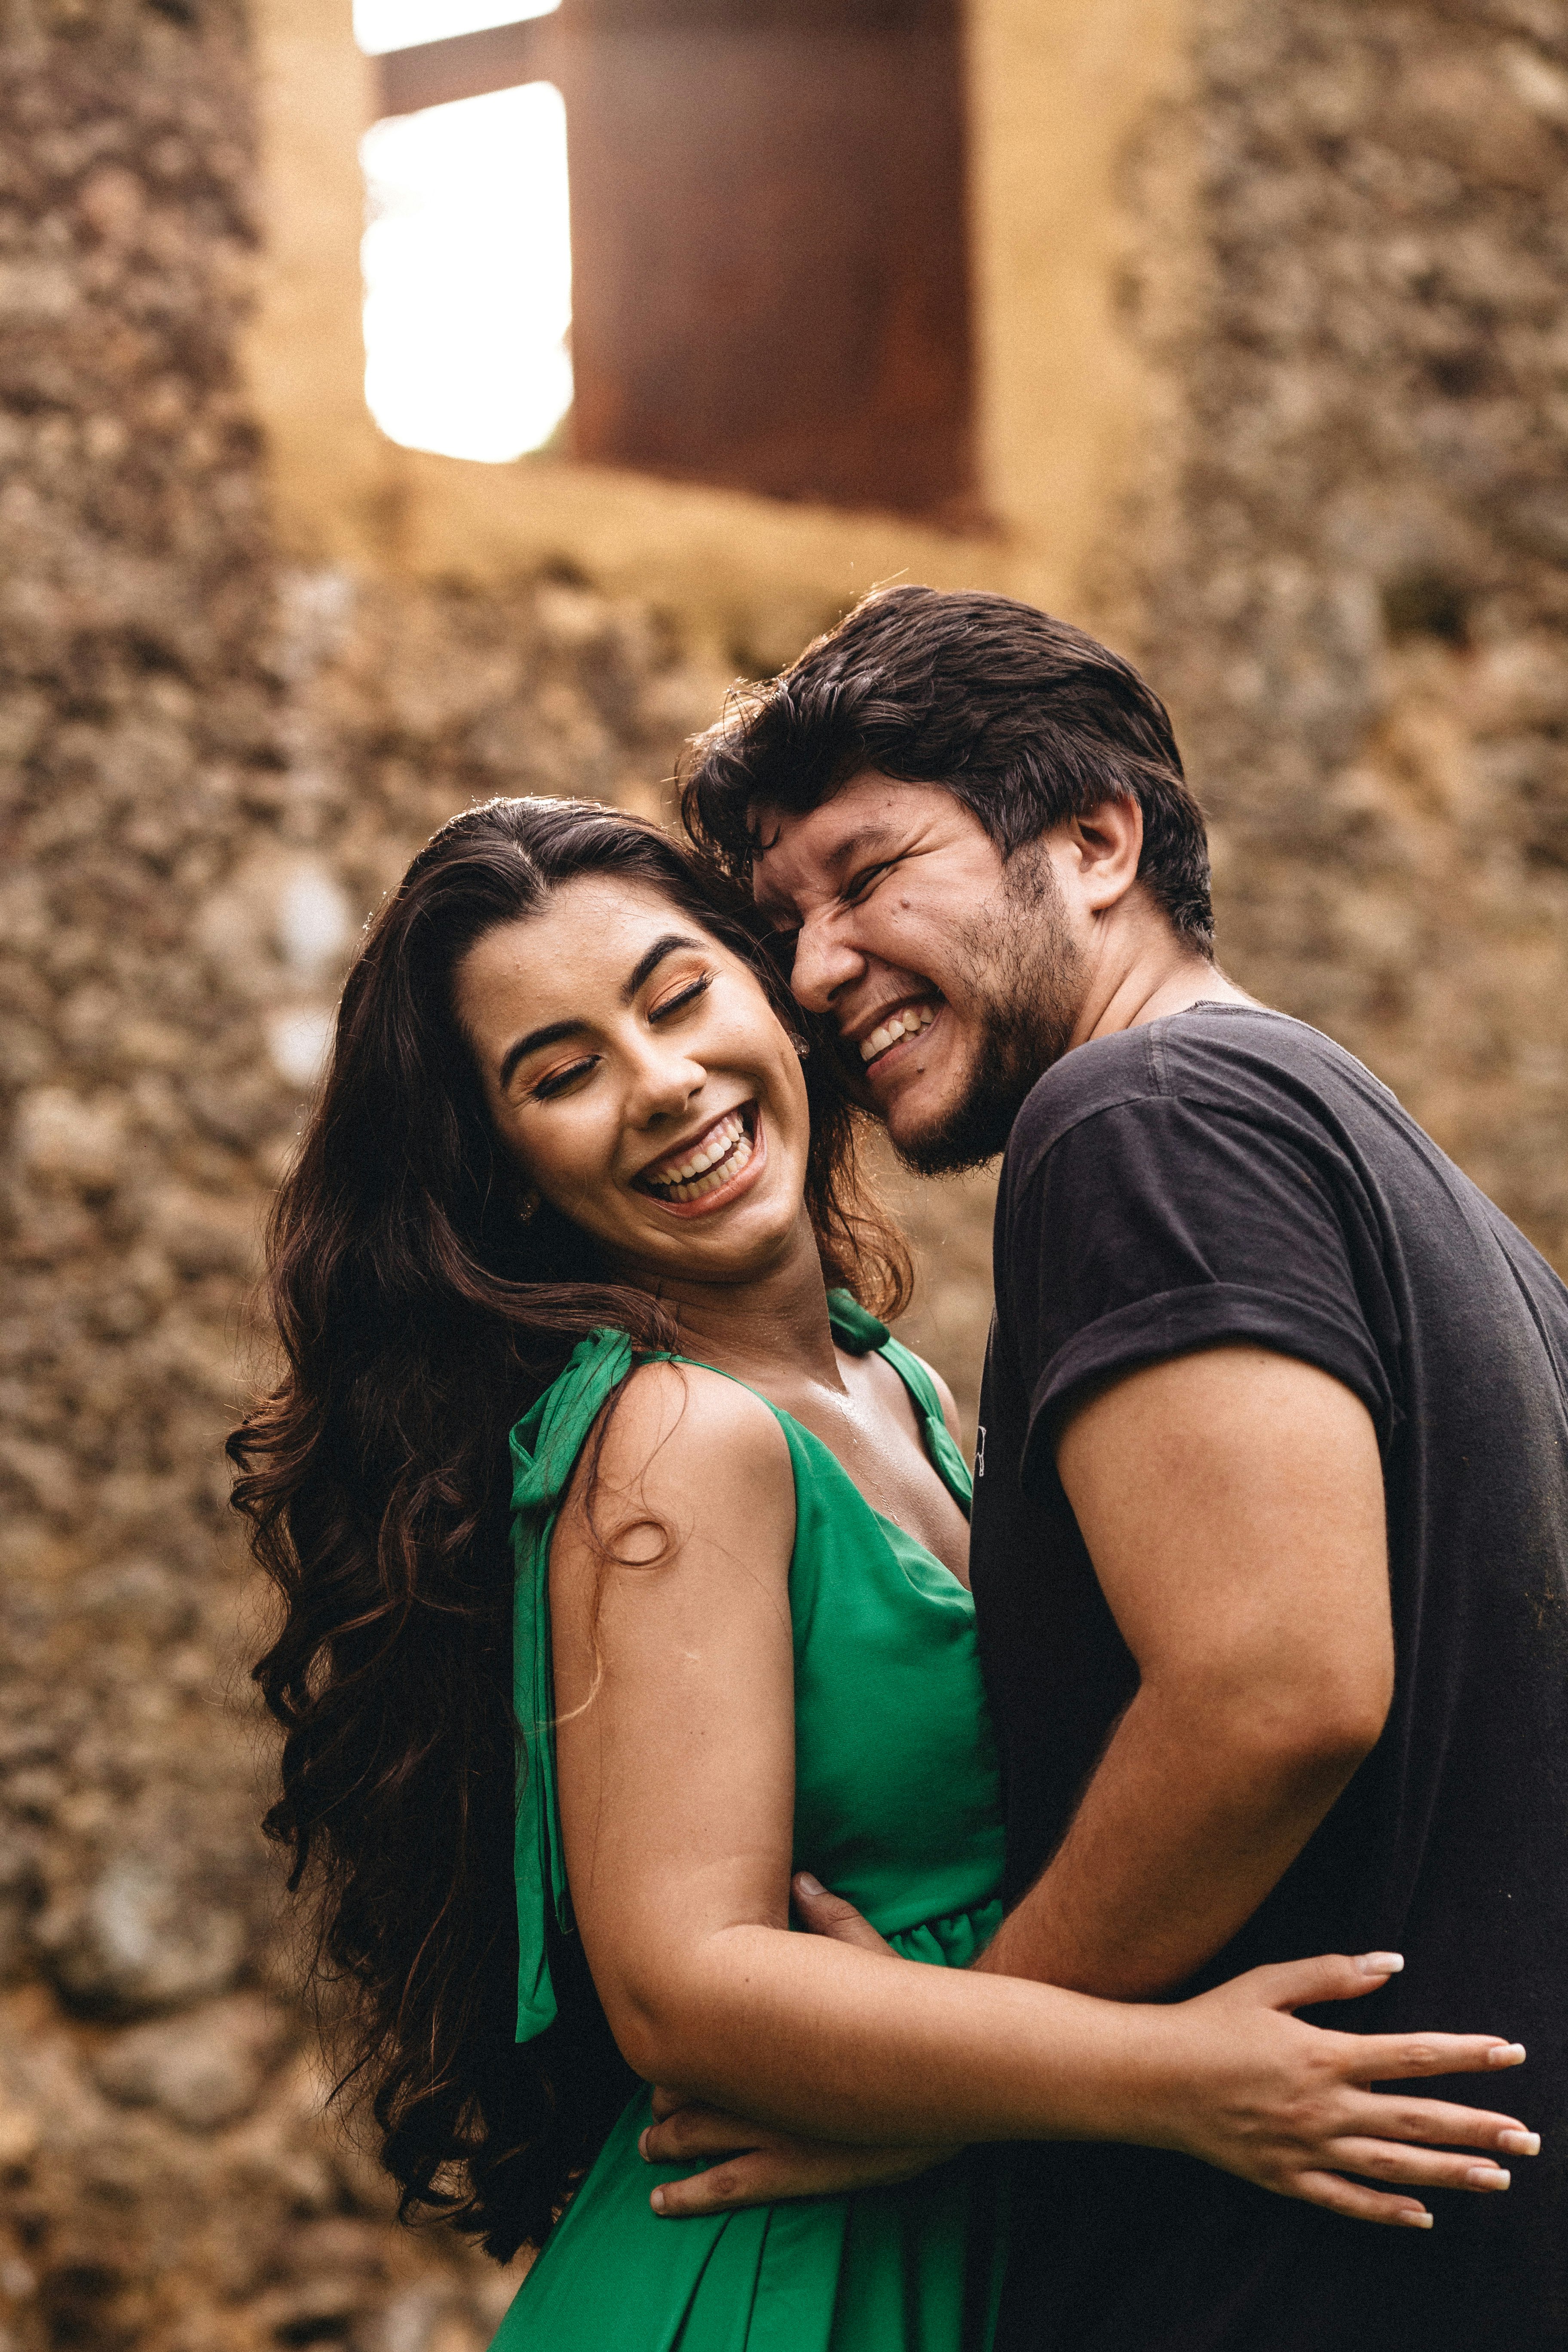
[1003,1096,1395,1495]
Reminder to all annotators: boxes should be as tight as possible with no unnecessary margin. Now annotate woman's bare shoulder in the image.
[606,1357,793,1468]
[564,1357,796,1557]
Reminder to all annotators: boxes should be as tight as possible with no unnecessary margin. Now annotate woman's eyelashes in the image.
[530,1054,599,1101]
[647,970,713,1023]
[525,972,714,1101]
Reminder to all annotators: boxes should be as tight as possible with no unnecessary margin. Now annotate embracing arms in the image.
[551,1362,1185,2150]
[551,1362,1531,2219]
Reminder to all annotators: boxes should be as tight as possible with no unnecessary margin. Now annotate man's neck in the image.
[1073,930,1255,1052]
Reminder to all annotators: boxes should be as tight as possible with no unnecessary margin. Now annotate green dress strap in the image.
[509,1325,640,2041]
[825,1291,972,1514]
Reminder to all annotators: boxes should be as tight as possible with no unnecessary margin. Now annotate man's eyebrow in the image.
[820,825,900,875]
[495,934,707,1095]
[757,828,903,889]
[754,825,901,913]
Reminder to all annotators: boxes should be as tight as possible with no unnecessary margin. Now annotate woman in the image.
[230,797,1534,2352]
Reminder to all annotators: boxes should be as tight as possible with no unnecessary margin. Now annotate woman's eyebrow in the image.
[496,937,707,1093]
[498,1017,585,1094]
[621,933,707,1001]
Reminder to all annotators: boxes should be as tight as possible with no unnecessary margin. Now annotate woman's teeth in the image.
[860,1003,937,1063]
[644,1110,753,1203]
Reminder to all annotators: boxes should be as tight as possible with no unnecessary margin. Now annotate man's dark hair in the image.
[681,585,1214,951]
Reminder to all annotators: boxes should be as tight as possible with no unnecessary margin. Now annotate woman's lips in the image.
[641,1106,768,1220]
[639,1105,750,1194]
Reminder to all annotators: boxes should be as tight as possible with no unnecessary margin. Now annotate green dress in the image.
[492,1292,1011,2352]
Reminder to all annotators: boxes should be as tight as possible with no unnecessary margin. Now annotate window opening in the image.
[361,1,974,518]
[359,69,571,464]
[354,0,559,59]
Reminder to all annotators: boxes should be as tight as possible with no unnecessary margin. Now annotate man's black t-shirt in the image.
[969,1005,1568,2352]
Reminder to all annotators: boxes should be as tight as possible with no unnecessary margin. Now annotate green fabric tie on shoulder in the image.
[509,1323,640,2041]
[825,1291,972,1514]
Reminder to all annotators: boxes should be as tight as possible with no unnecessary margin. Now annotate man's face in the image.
[752,772,1086,1173]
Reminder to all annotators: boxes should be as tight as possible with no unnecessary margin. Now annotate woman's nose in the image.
[790,910,864,1014]
[626,1041,705,1125]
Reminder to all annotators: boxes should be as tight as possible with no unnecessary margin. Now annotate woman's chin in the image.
[647,1184,803,1271]
[632,1175,812,1286]
[568,1104,818,1283]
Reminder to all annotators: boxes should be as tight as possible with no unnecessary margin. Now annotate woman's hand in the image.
[1151,1952,1538,2228]
[643,1885,1540,2229]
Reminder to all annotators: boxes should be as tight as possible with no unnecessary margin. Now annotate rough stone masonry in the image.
[1127,0,1568,1262]
[1,3,1565,2352]
[0,7,729,2347]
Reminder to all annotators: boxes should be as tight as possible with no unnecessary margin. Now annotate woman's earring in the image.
[793,1036,811,1059]
[518,1189,541,1224]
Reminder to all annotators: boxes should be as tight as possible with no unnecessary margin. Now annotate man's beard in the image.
[894,851,1084,1178]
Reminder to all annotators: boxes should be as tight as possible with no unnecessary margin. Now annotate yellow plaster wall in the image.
[241,0,1190,639]
[967,0,1190,614]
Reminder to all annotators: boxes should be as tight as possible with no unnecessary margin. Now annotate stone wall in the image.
[5,3,1568,2349]
[1125,0,1568,1270]
[0,8,324,2347]
[0,12,729,2346]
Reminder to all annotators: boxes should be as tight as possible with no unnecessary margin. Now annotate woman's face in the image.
[454,874,814,1287]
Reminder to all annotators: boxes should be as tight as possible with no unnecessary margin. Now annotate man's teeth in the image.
[859,1003,937,1063]
[645,1111,753,1202]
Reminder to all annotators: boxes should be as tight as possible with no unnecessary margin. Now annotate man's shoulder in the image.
[1002,1005,1377,1187]
[1006,1021,1160,1156]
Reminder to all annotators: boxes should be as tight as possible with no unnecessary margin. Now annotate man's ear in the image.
[1067,797,1143,913]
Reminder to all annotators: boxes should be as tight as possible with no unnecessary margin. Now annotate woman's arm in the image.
[551,1366,1533,2220]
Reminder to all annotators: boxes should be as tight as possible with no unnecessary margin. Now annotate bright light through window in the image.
[360,81,573,466]
[354,0,559,55]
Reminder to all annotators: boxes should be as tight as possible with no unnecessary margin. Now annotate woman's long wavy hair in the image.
[229,796,911,2260]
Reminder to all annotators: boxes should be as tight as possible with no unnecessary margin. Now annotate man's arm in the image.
[975,1342,1392,1996]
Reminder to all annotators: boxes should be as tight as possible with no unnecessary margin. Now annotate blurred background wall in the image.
[1,3,1564,2349]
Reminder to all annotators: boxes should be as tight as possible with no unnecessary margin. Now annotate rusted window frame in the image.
[371,3,975,520]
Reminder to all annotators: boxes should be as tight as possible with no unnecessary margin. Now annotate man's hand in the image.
[640,1874,963,2216]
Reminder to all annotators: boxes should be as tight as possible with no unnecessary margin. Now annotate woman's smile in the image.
[454,873,813,1282]
[634,1101,767,1216]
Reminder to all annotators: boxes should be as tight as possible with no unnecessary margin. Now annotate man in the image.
[647,586,1566,2348]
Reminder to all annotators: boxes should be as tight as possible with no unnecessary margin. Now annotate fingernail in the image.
[650,2187,666,2215]
[1467,2166,1510,2190]
[794,1872,824,1897]
[1486,2043,1528,2067]
[1356,1952,1404,1974]
[1398,2209,1433,2229]
[1498,2130,1540,2156]
[638,2129,650,2162]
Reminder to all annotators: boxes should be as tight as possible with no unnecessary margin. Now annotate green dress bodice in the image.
[494,1292,1010,2352]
